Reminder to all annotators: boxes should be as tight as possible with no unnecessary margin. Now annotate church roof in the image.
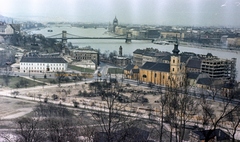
[141,62,156,69]
[151,63,170,72]
[141,62,170,72]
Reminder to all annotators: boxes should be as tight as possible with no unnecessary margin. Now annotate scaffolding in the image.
[201,57,236,80]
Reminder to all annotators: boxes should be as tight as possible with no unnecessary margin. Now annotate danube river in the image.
[31,26,240,81]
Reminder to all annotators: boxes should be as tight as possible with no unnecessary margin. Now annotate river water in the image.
[30,26,240,81]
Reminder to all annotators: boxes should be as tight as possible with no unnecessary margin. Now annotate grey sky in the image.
[0,0,240,27]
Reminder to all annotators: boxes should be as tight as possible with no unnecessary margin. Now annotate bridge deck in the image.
[46,37,155,40]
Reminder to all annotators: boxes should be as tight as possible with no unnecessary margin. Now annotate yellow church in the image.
[138,42,186,88]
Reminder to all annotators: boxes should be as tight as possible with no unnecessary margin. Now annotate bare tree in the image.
[199,89,240,142]
[15,117,47,142]
[92,84,143,142]
[15,103,81,142]
[0,132,16,142]
[224,107,240,142]
[147,86,169,142]
[161,74,199,142]
[55,71,66,87]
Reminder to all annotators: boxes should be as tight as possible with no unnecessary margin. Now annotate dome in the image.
[113,16,118,23]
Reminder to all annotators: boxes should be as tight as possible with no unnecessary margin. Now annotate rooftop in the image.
[124,64,135,71]
[141,62,170,72]
[186,57,202,69]
[20,57,68,63]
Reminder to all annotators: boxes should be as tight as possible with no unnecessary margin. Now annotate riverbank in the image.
[179,42,240,54]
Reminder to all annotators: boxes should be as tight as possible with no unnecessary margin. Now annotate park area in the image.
[0,96,36,129]
[0,75,45,88]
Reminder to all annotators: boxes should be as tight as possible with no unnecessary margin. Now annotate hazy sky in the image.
[0,0,240,27]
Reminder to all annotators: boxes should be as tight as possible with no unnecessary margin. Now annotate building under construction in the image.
[200,53,236,81]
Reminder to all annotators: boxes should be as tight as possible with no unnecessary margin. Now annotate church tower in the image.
[113,16,118,33]
[170,38,185,88]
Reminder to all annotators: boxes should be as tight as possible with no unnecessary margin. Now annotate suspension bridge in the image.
[45,31,155,43]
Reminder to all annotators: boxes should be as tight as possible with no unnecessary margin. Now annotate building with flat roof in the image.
[200,53,236,80]
[69,47,99,69]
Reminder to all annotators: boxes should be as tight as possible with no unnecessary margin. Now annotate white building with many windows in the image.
[20,57,68,73]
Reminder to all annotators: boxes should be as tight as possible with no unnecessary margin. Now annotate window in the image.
[172,68,174,72]
[173,59,175,63]
[143,75,147,78]
[155,73,157,78]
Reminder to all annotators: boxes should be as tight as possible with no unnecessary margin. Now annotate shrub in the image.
[52,94,58,100]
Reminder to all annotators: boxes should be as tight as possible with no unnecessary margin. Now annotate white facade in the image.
[20,60,68,73]
[74,60,96,70]
[0,25,15,35]
[5,25,15,34]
